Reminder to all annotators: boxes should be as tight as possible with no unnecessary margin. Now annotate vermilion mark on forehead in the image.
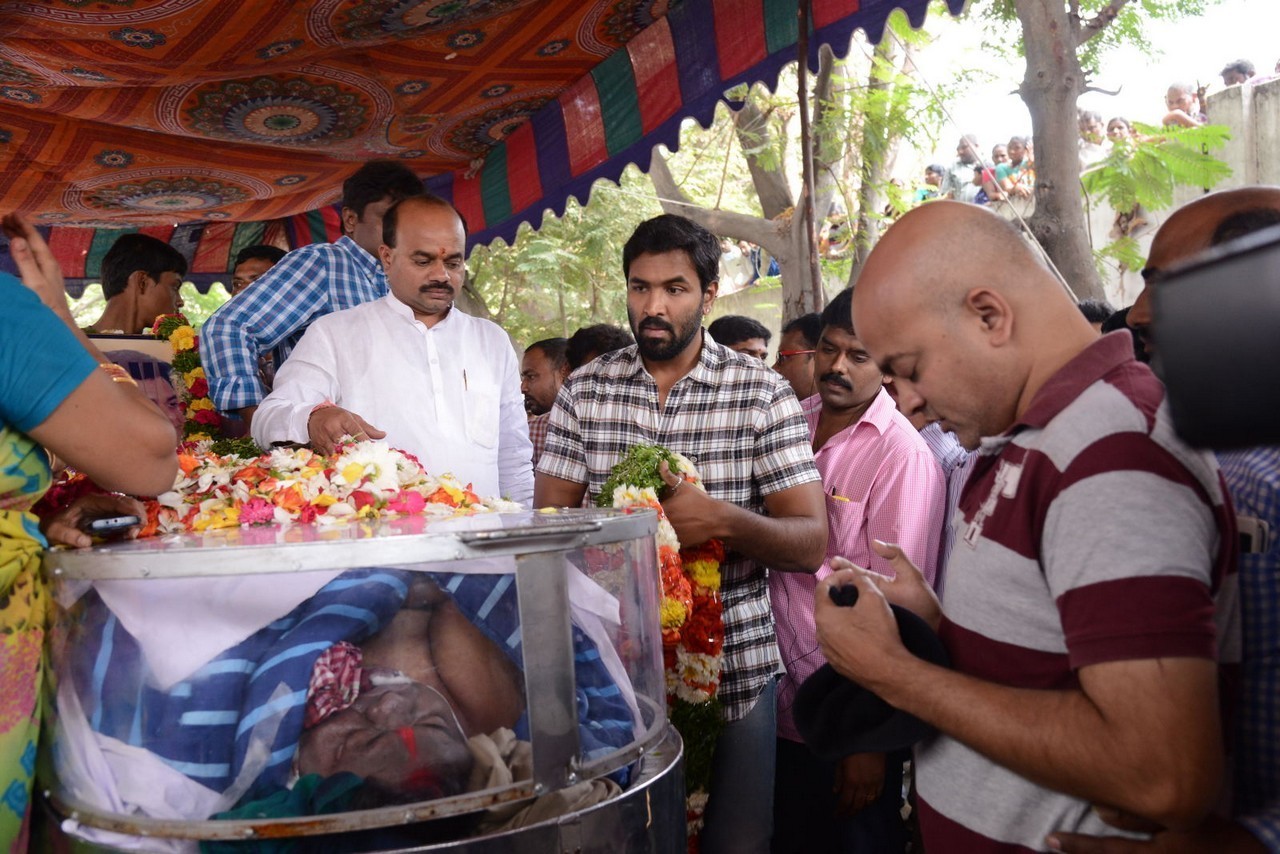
[398,725,418,759]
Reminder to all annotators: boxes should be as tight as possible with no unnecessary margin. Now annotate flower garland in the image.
[139,437,521,536]
[597,443,725,850]
[152,313,223,441]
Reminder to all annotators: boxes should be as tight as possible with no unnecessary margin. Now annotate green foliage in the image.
[466,167,661,346]
[974,0,1218,70]
[152,313,189,339]
[208,436,262,458]
[673,96,776,214]
[67,285,105,327]
[671,695,723,794]
[1094,235,1146,274]
[595,443,683,507]
[1082,123,1232,212]
[661,4,981,266]
[1084,123,1231,277]
[178,284,232,327]
[171,349,201,375]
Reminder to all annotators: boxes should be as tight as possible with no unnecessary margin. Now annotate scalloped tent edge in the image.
[14,0,959,295]
[427,0,964,248]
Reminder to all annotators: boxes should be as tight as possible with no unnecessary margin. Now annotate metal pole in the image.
[796,0,823,311]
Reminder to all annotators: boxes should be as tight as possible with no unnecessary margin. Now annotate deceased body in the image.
[55,566,636,831]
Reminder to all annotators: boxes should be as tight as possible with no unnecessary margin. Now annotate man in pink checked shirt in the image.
[770,286,946,854]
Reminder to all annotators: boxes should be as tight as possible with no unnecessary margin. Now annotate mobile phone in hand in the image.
[81,515,141,538]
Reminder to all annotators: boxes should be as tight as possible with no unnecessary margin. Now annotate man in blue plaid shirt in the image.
[200,160,423,427]
[535,214,827,854]
[1053,188,1280,853]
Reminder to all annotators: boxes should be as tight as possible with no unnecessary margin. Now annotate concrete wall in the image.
[1090,76,1280,309]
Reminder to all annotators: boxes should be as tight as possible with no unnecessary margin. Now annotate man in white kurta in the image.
[252,196,533,505]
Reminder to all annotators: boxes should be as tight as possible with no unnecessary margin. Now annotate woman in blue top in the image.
[0,215,178,849]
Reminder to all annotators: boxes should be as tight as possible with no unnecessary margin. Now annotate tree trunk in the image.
[649,150,822,318]
[732,98,794,219]
[1012,0,1103,301]
[686,50,840,319]
[849,35,904,283]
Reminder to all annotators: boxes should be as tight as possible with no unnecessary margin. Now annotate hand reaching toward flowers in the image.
[307,404,386,455]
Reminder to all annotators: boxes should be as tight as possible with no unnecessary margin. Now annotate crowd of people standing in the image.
[0,145,1276,854]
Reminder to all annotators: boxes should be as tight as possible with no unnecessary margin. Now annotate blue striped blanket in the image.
[70,568,634,802]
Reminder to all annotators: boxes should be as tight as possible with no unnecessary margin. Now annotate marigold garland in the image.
[152,313,224,441]
[597,443,725,849]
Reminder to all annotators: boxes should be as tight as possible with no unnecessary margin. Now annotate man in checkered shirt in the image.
[535,214,827,854]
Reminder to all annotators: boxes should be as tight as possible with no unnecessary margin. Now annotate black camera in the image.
[1153,223,1280,450]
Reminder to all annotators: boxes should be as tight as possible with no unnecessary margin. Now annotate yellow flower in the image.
[186,432,212,442]
[659,597,688,629]
[170,326,197,352]
[192,505,240,531]
[340,463,366,484]
[188,398,214,411]
[685,558,721,592]
[184,367,205,384]
[312,494,337,507]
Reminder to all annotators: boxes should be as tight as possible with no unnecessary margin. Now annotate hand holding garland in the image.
[656,459,827,573]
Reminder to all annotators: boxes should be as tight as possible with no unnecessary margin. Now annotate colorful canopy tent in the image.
[0,0,955,292]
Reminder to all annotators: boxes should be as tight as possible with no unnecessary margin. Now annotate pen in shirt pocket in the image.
[828,487,850,502]
[463,369,468,390]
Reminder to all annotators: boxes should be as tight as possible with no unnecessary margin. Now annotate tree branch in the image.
[731,91,795,219]
[809,44,841,218]
[647,148,783,252]
[1077,0,1131,47]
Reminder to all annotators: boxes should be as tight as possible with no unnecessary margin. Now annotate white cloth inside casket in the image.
[92,571,343,690]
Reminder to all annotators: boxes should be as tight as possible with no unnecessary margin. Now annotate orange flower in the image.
[232,465,269,486]
[272,485,306,513]
[425,486,459,506]
[178,453,201,476]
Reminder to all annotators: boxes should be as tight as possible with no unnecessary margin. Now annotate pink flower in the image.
[387,490,426,514]
[239,497,275,526]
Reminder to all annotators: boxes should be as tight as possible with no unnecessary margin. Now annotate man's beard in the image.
[630,312,702,362]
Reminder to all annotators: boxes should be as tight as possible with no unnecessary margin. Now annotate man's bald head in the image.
[855,201,1060,320]
[1129,186,1280,351]
[852,202,1095,449]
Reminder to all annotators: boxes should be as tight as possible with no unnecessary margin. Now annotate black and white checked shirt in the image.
[538,336,821,721]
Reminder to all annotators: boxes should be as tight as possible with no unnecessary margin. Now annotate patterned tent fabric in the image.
[0,0,952,289]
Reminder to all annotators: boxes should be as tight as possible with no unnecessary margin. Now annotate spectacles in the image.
[774,349,815,363]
